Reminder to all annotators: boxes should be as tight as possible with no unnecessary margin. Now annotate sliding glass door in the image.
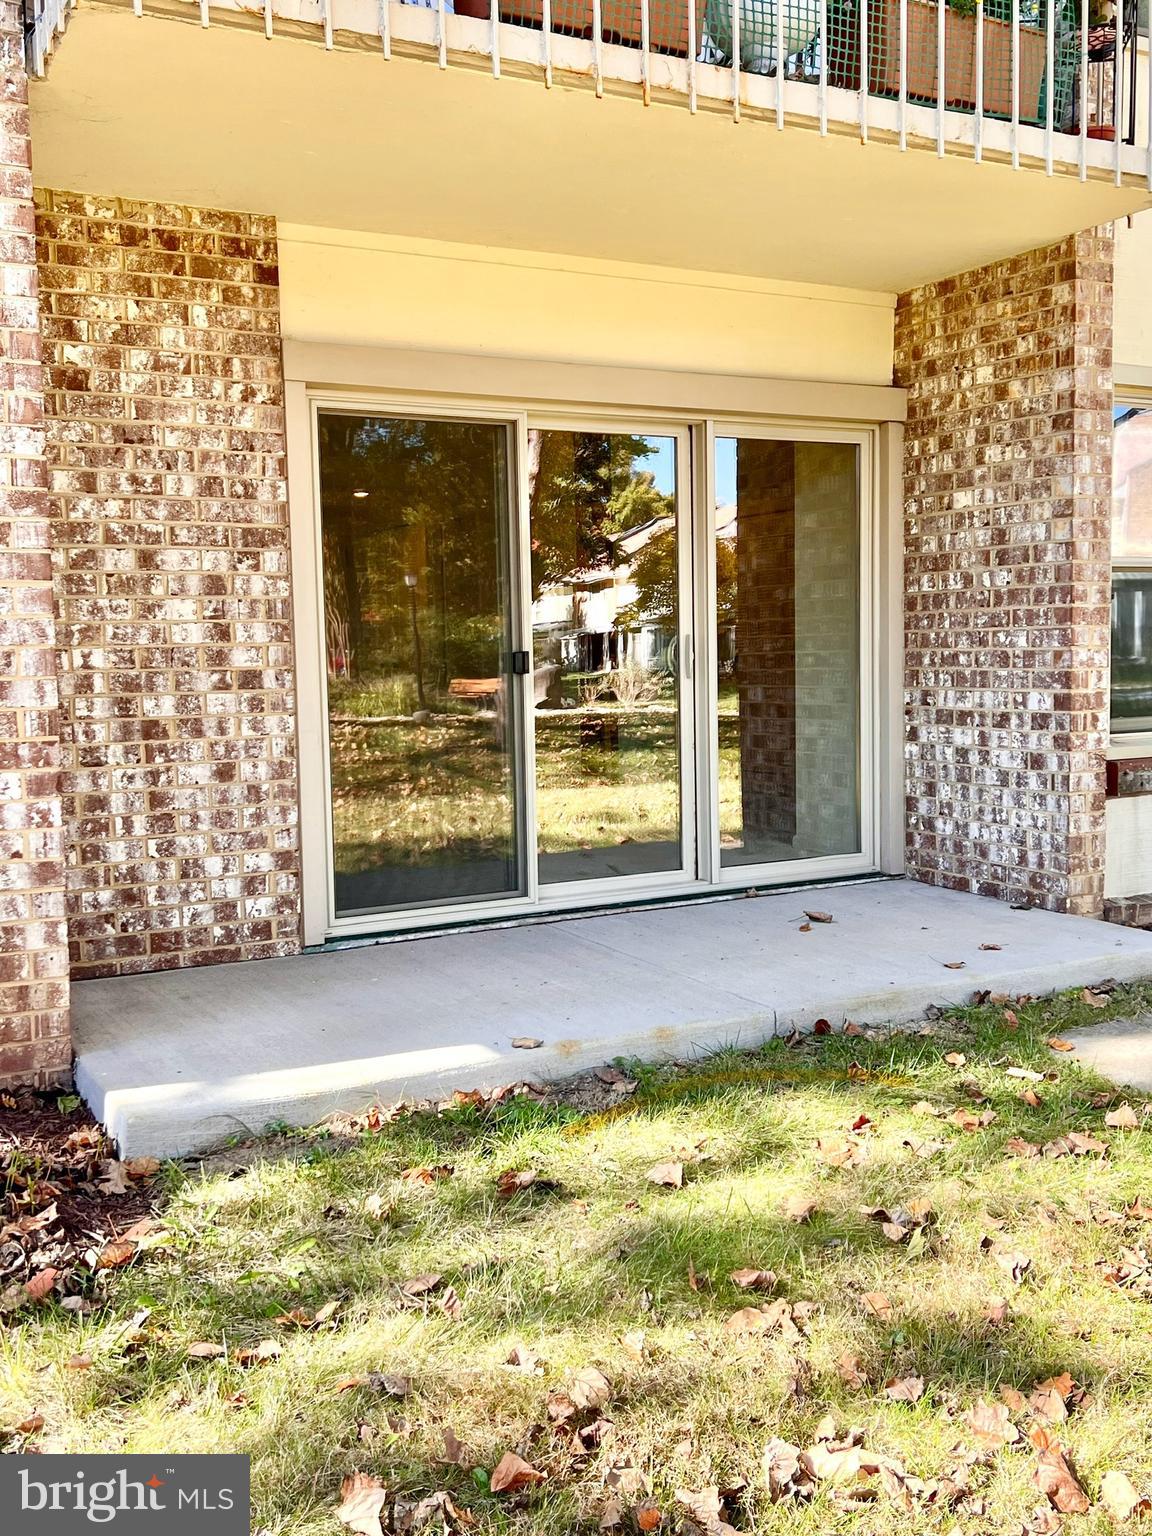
[528,426,692,889]
[712,432,862,871]
[316,410,523,917]
[313,403,869,932]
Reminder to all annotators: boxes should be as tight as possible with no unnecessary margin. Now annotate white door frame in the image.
[288,378,890,945]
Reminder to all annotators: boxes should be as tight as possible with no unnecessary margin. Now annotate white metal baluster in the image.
[819,0,828,132]
[492,0,501,77]
[542,0,553,86]
[438,0,447,67]
[1079,0,1088,176]
[1010,0,1019,166]
[379,0,391,56]
[323,0,333,46]
[264,0,273,36]
[776,0,785,126]
[975,0,984,160]
[688,0,698,111]
[200,0,210,25]
[133,0,143,16]
[1044,0,1054,172]
[732,0,741,120]
[641,0,651,104]
[898,0,907,148]
[593,0,604,95]
[1112,0,1124,183]
[860,0,869,140]
[936,0,945,155]
[1147,0,1152,187]
[1115,0,1125,184]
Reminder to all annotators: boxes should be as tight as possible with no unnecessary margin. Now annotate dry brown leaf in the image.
[511,1037,544,1049]
[837,1352,868,1389]
[95,1239,137,1271]
[943,963,967,971]
[885,1375,925,1403]
[817,1135,865,1169]
[496,1169,538,1198]
[725,1306,777,1335]
[186,1341,226,1359]
[784,1194,817,1222]
[1020,1088,1043,1108]
[1082,989,1110,1009]
[401,1164,454,1185]
[336,1472,388,1536]
[620,1329,647,1361]
[400,1273,443,1298]
[24,1268,58,1303]
[441,1426,466,1465]
[730,1268,777,1292]
[1100,1469,1152,1521]
[944,1052,968,1066]
[570,1366,613,1411]
[813,1019,832,1036]
[1107,1103,1141,1130]
[999,1385,1028,1412]
[1033,1447,1090,1513]
[647,1161,684,1189]
[804,910,833,923]
[123,1156,161,1180]
[635,1508,662,1531]
[951,1107,997,1131]
[912,1100,944,1117]
[980,943,1003,951]
[861,1290,892,1320]
[1048,1038,1076,1052]
[490,1452,545,1493]
[234,1339,281,1366]
[984,1295,1010,1326]
[964,1398,1020,1450]
[1006,1137,1041,1158]
[14,1412,44,1434]
[1006,1067,1045,1083]
[97,1160,131,1195]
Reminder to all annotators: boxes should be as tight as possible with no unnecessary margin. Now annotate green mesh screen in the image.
[482,0,1079,129]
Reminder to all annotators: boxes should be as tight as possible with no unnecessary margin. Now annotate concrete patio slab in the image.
[1061,1016,1152,1093]
[73,880,1152,1157]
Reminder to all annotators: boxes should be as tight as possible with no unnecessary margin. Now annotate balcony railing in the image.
[22,0,1152,184]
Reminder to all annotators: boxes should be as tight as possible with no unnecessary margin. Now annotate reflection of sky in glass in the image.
[640,436,677,497]
[715,437,737,509]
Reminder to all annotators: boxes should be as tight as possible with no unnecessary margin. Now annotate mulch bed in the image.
[0,1087,161,1311]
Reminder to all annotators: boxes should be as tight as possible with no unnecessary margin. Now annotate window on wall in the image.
[1111,403,1152,735]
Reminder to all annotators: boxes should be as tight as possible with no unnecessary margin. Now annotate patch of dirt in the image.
[0,1087,159,1307]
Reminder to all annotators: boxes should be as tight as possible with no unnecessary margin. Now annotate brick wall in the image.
[896,229,1114,915]
[0,6,70,1086]
[35,190,301,979]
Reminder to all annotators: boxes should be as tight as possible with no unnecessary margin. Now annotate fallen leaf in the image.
[64,1354,93,1371]
[817,1135,866,1169]
[1004,1009,1020,1029]
[400,1273,443,1298]
[725,1306,776,1335]
[1020,1088,1043,1108]
[999,1385,1028,1412]
[123,1156,161,1180]
[804,910,833,923]
[234,1339,281,1366]
[885,1375,925,1403]
[186,1341,226,1359]
[336,1472,388,1536]
[505,1344,542,1374]
[401,1165,454,1185]
[636,1509,662,1532]
[620,1329,647,1361]
[1107,1103,1141,1130]
[511,1037,544,1050]
[24,1268,58,1303]
[441,1426,466,1464]
[980,943,1003,951]
[496,1169,538,1198]
[96,1160,131,1196]
[984,1295,1010,1326]
[1048,1038,1076,1052]
[912,1100,944,1117]
[490,1452,545,1493]
[950,1107,997,1131]
[647,1161,684,1189]
[964,1398,1020,1450]
[837,1352,868,1388]
[1082,989,1110,1009]
[1100,1469,1152,1521]
[14,1412,44,1434]
[843,1021,866,1037]
[1005,1137,1041,1159]
[569,1366,612,1411]
[1033,1447,1090,1513]
[730,1268,777,1292]
[943,962,967,971]
[783,1195,817,1222]
[944,1051,968,1066]
[813,1019,832,1036]
[1006,1067,1045,1083]
[861,1290,892,1320]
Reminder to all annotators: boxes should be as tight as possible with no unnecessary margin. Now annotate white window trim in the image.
[1110,383,1152,757]
[284,346,904,946]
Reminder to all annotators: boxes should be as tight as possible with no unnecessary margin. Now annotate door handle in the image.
[511,650,531,675]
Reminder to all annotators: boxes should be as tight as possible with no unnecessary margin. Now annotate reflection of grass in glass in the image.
[534,712,679,856]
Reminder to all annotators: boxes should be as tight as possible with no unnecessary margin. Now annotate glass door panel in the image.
[714,435,860,869]
[528,429,687,885]
[317,412,521,918]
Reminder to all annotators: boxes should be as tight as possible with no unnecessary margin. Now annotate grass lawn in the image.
[7,987,1152,1533]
